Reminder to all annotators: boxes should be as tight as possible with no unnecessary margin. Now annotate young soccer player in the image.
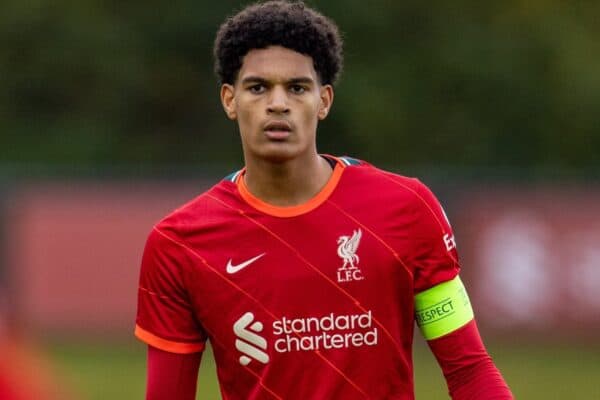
[135,1,514,398]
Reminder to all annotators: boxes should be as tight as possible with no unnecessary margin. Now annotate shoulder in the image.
[337,155,433,201]
[336,156,451,228]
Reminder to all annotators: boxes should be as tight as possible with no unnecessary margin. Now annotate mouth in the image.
[264,120,292,140]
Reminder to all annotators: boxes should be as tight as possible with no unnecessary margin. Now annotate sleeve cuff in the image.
[135,324,205,354]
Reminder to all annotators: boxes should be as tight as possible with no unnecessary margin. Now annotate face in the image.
[221,46,333,163]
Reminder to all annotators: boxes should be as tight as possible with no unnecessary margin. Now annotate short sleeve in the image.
[135,228,206,354]
[408,180,461,293]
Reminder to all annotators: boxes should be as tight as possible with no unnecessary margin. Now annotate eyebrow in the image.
[240,76,316,85]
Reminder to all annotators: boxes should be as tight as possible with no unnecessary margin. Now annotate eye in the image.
[289,84,306,94]
[248,84,265,94]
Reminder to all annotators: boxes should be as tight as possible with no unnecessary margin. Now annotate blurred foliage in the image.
[1,1,599,173]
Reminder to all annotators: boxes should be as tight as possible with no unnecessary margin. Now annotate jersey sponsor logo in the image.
[233,312,269,366]
[226,253,266,274]
[232,311,379,365]
[273,311,378,353]
[336,228,364,282]
[443,233,456,252]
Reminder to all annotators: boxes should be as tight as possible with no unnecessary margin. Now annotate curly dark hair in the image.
[214,1,343,86]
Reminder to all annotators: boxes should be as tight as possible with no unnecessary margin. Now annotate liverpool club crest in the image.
[336,229,364,282]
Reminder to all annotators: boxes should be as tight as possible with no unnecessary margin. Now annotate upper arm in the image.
[406,180,473,339]
[135,227,207,354]
[408,179,460,293]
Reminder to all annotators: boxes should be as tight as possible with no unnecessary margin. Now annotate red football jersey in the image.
[135,156,460,399]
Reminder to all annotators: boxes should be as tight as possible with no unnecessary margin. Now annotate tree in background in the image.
[1,1,598,174]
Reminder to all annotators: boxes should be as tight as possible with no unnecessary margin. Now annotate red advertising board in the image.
[454,185,600,338]
[6,182,207,336]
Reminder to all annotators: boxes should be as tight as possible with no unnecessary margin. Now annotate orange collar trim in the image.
[236,157,345,218]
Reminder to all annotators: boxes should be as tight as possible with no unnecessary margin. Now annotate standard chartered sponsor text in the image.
[272,311,378,352]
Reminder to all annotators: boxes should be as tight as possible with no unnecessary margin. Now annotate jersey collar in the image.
[235,155,345,218]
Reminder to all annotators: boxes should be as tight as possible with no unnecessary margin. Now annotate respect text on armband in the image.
[415,298,455,326]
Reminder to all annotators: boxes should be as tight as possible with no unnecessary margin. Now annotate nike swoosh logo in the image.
[226,253,266,274]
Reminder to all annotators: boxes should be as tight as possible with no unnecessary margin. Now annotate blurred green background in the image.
[1,0,600,399]
[2,0,599,174]
[46,339,600,399]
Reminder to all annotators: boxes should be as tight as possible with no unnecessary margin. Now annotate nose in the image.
[267,86,290,114]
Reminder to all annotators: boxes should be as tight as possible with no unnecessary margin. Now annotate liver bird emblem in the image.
[337,229,362,270]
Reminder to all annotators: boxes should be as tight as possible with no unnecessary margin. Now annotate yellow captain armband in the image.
[414,276,474,340]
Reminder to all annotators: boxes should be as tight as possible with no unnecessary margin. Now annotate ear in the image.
[220,84,237,120]
[317,84,334,120]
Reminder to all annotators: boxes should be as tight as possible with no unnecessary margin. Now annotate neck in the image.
[243,152,333,207]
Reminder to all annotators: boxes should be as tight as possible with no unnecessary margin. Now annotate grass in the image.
[44,337,600,399]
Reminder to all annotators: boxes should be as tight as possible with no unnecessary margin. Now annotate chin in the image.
[254,144,303,163]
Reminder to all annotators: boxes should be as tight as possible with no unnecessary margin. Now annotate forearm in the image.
[146,345,202,400]
[428,320,513,400]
